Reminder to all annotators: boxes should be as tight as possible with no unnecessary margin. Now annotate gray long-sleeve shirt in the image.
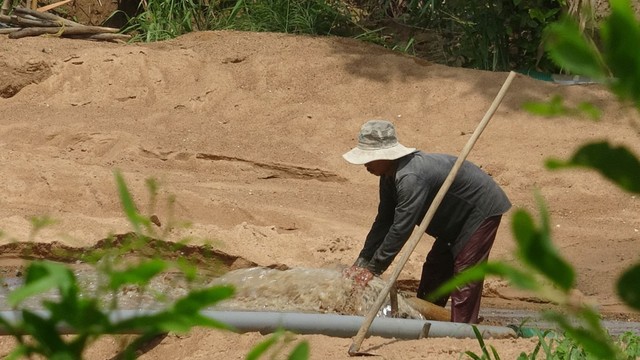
[357,151,511,275]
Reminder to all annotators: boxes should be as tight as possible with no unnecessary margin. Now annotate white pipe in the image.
[424,319,517,339]
[0,310,516,339]
[198,311,432,339]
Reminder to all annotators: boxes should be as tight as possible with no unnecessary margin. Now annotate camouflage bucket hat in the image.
[343,120,416,165]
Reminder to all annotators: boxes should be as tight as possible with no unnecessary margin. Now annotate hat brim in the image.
[342,144,416,165]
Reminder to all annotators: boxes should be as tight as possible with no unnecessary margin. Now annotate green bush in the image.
[376,0,564,71]
[119,0,571,71]
[123,0,359,42]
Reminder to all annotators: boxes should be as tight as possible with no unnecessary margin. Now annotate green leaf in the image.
[228,0,245,23]
[546,141,640,193]
[172,285,235,314]
[576,102,602,121]
[464,351,483,360]
[522,95,567,117]
[29,216,56,233]
[21,310,68,356]
[545,310,620,359]
[523,96,602,120]
[617,263,640,311]
[9,262,76,307]
[529,8,544,22]
[619,331,640,357]
[108,259,168,290]
[4,346,29,360]
[427,262,538,302]
[46,295,110,333]
[0,315,18,336]
[287,341,310,360]
[176,257,198,282]
[471,325,491,358]
[544,18,607,80]
[246,331,282,360]
[490,345,501,360]
[511,205,575,292]
[114,170,147,233]
[114,285,235,334]
[600,0,640,107]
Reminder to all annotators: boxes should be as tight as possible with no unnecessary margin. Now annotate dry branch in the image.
[14,7,119,32]
[2,13,67,27]
[1,5,126,42]
[0,27,20,33]
[37,0,72,12]
[14,6,86,27]
[8,25,123,39]
[68,33,131,41]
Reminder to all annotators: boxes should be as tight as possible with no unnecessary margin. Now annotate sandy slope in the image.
[1,31,639,358]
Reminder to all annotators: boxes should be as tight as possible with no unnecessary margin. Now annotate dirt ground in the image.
[1,23,639,359]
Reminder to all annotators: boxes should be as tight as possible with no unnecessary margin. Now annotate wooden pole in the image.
[68,33,131,42]
[3,13,66,27]
[348,71,517,356]
[37,0,72,12]
[403,296,450,321]
[389,283,398,317]
[12,7,118,32]
[13,6,85,27]
[3,6,122,41]
[0,27,21,34]
[8,25,123,38]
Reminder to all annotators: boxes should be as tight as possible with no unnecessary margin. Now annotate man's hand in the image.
[343,266,374,287]
[353,268,374,287]
[342,265,362,278]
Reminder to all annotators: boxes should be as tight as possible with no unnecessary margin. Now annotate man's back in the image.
[392,151,511,252]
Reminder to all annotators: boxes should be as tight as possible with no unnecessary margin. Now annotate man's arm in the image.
[354,177,395,266]
[365,173,429,275]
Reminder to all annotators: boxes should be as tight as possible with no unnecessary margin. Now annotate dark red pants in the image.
[416,215,502,323]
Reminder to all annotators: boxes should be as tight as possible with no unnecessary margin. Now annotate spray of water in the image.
[209,267,424,319]
[0,266,423,320]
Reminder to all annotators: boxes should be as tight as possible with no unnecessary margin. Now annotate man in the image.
[343,119,511,324]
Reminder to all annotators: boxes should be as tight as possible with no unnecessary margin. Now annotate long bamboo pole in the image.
[13,6,85,27]
[2,13,66,27]
[348,71,518,356]
[8,25,125,39]
[0,27,21,34]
